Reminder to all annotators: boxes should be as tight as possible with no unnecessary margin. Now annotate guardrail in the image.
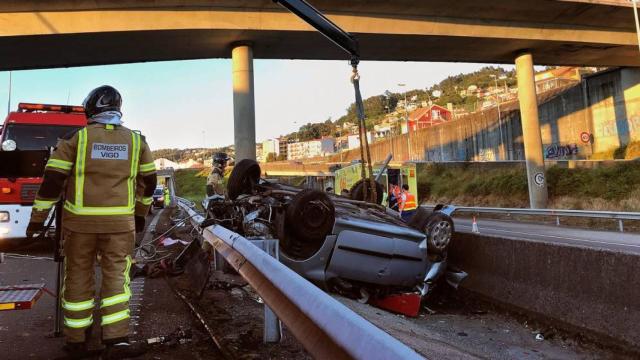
[176,200,423,359]
[423,205,640,232]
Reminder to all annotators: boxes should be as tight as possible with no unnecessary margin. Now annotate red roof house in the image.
[408,105,452,131]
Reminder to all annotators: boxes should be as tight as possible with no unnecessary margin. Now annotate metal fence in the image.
[423,205,640,232]
[176,199,423,360]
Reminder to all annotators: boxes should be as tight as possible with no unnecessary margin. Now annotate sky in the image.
[0,60,511,150]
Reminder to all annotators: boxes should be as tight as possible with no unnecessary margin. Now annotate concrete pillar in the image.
[232,44,256,162]
[515,52,548,209]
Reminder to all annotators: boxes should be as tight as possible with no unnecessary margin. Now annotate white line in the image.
[457,224,640,249]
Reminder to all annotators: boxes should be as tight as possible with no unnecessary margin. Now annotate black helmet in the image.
[213,152,229,166]
[82,85,122,118]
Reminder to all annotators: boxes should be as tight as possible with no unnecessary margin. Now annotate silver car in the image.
[203,159,461,300]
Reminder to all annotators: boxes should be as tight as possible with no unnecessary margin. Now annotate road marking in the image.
[457,224,640,250]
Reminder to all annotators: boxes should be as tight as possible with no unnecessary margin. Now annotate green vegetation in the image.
[417,161,640,211]
[174,169,208,205]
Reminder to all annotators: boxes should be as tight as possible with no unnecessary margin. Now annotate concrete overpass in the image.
[2,0,639,208]
[0,0,638,68]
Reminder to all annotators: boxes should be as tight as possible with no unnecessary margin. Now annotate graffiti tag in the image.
[545,143,579,159]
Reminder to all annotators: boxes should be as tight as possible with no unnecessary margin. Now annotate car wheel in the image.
[349,179,384,205]
[227,159,261,200]
[423,213,454,255]
[286,189,335,241]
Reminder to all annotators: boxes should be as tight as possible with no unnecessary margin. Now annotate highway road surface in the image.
[453,218,640,254]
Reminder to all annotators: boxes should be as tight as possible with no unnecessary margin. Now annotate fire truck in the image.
[0,103,86,242]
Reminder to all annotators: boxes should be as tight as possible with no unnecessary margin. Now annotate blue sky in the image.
[0,60,510,150]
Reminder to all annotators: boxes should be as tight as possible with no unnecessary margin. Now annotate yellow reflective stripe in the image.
[139,162,155,173]
[64,201,133,216]
[33,199,56,210]
[105,124,114,130]
[101,256,132,308]
[64,314,93,328]
[46,158,73,171]
[74,128,88,207]
[62,298,95,312]
[101,309,130,326]
[136,196,153,206]
[128,132,141,210]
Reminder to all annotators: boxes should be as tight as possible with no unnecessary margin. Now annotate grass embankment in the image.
[174,168,209,206]
[417,161,640,211]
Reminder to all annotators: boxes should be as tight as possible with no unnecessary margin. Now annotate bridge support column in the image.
[515,51,548,209]
[232,43,256,162]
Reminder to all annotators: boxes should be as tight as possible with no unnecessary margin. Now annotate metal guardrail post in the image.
[247,239,283,343]
[619,219,624,233]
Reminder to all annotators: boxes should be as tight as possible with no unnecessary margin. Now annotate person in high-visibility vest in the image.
[399,184,418,222]
[26,86,155,359]
[163,186,171,206]
[388,183,401,211]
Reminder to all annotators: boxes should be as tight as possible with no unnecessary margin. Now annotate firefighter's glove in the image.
[135,216,146,233]
[26,221,45,238]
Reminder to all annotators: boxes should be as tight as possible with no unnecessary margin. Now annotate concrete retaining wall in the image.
[449,233,640,349]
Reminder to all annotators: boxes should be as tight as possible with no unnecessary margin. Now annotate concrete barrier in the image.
[449,232,640,349]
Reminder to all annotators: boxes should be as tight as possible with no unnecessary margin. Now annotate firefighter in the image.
[399,184,418,222]
[206,152,229,197]
[26,85,156,359]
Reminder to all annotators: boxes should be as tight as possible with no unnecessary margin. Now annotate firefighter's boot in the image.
[100,338,147,359]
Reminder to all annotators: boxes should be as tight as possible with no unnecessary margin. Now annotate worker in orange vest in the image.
[388,183,401,211]
[399,184,418,222]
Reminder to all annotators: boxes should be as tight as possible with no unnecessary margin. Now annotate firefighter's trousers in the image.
[62,229,135,343]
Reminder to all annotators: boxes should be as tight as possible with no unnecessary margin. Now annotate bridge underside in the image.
[0,0,637,70]
[1,29,636,71]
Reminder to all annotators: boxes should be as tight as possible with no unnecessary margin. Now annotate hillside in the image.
[282,66,515,140]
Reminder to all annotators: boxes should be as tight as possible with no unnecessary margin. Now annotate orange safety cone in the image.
[472,216,480,233]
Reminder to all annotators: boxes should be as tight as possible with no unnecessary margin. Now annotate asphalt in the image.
[453,217,640,254]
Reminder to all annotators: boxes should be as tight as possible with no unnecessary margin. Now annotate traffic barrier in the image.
[176,200,423,360]
[449,232,640,350]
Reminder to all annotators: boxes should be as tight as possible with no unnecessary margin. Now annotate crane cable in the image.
[633,0,640,55]
[350,58,377,204]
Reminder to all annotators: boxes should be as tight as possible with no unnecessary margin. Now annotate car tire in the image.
[349,179,384,205]
[411,210,454,255]
[227,159,261,200]
[286,189,335,242]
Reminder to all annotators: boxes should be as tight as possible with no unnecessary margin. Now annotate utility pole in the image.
[7,71,12,115]
[398,83,411,161]
[491,74,505,160]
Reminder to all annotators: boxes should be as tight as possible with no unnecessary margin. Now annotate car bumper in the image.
[0,204,32,240]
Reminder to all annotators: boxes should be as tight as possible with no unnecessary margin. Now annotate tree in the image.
[266,152,277,162]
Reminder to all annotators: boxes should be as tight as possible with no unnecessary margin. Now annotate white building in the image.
[347,132,373,150]
[154,158,179,170]
[287,138,335,160]
[261,138,280,161]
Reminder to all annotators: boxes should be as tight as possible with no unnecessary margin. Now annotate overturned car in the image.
[203,159,462,301]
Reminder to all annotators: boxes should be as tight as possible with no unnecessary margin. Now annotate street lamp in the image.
[491,74,505,160]
[398,83,411,160]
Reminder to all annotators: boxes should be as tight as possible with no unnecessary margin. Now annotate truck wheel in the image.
[415,212,454,255]
[227,159,261,200]
[286,189,335,242]
[350,179,384,205]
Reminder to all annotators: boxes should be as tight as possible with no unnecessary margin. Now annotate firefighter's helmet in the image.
[83,85,122,118]
[213,152,229,167]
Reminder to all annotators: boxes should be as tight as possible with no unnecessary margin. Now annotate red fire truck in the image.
[0,103,86,242]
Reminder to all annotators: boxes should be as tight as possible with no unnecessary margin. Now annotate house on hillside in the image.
[408,105,452,131]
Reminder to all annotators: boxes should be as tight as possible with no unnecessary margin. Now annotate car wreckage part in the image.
[227,159,261,200]
[283,189,336,259]
[350,179,385,205]
[409,208,454,255]
[201,224,422,360]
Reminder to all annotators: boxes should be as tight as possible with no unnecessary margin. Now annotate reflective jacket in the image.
[400,191,418,212]
[31,123,157,233]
